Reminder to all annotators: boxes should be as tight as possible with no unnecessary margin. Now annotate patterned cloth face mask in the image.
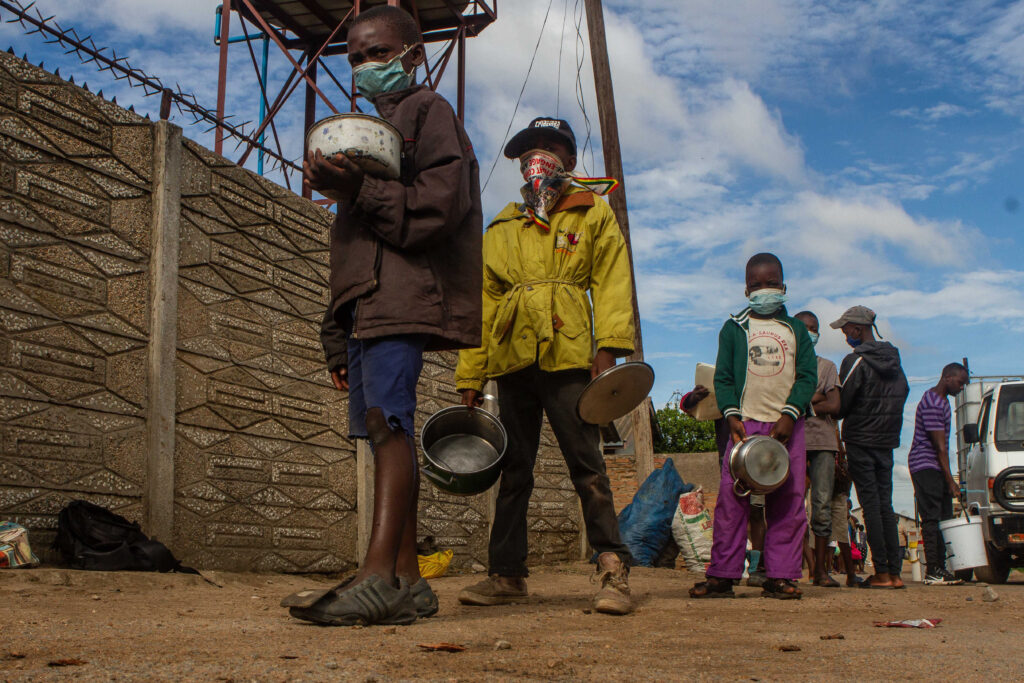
[518,149,620,231]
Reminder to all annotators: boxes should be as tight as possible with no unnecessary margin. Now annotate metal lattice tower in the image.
[214,0,497,197]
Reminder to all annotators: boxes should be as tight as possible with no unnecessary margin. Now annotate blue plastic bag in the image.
[616,459,692,567]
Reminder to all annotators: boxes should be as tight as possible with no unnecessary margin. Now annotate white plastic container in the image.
[940,516,988,571]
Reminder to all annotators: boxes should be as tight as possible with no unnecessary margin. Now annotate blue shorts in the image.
[347,334,428,439]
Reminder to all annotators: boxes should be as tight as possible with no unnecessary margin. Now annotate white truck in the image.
[955,375,1024,583]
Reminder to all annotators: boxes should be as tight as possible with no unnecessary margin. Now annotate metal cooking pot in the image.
[420,406,507,496]
[729,435,790,497]
[305,114,402,199]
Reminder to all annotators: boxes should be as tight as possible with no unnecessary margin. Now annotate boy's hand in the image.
[330,366,349,392]
[770,414,795,444]
[303,149,365,203]
[460,389,484,410]
[728,415,747,444]
[682,385,710,411]
[590,348,616,379]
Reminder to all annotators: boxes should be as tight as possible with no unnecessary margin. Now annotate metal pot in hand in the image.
[420,405,507,496]
[729,435,790,497]
[305,113,402,200]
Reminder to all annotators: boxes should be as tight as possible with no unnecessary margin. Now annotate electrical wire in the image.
[481,0,556,193]
[572,0,594,176]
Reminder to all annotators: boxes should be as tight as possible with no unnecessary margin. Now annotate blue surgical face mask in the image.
[808,331,820,346]
[846,335,862,348]
[353,45,416,100]
[747,287,787,315]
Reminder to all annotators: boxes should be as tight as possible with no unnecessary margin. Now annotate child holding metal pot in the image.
[283,6,482,627]
[689,253,817,600]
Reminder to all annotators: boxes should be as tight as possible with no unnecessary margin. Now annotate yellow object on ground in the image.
[417,549,454,579]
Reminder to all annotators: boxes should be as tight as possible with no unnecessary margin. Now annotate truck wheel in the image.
[973,544,1011,584]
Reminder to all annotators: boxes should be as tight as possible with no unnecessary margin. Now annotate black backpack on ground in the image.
[53,500,197,573]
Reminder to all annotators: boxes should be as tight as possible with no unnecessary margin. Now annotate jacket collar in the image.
[730,305,792,330]
[550,187,595,213]
[372,83,429,119]
[487,187,597,229]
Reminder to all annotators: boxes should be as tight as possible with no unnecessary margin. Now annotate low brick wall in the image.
[608,452,720,517]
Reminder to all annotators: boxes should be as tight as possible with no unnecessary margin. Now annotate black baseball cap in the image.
[504,117,577,159]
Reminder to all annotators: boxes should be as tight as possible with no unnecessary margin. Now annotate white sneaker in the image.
[923,569,963,585]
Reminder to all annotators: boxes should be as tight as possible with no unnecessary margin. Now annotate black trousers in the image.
[488,365,632,577]
[911,468,954,573]
[846,444,901,576]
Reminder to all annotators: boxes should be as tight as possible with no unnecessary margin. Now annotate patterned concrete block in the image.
[0,51,585,573]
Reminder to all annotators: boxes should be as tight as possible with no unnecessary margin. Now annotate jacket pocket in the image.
[553,287,589,339]
[490,292,518,342]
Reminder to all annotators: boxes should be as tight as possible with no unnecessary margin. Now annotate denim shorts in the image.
[346,334,428,440]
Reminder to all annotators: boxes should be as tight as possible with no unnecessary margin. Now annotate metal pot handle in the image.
[733,479,752,498]
[422,466,456,488]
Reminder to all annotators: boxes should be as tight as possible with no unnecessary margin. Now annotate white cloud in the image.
[892,102,974,121]
[777,191,976,268]
[701,79,807,184]
[55,0,213,35]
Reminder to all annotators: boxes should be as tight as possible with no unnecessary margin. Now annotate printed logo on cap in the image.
[534,120,561,128]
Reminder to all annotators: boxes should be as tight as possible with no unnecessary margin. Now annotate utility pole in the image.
[584,0,654,480]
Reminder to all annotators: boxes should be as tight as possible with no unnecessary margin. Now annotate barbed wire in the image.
[0,0,300,176]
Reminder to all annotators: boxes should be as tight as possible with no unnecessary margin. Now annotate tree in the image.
[654,403,718,454]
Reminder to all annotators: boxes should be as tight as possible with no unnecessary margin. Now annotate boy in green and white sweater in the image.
[690,253,816,600]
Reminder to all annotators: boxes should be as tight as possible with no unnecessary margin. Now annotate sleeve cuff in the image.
[325,351,347,373]
[455,379,485,393]
[782,404,802,420]
[352,175,387,216]
[723,407,741,419]
[595,337,635,357]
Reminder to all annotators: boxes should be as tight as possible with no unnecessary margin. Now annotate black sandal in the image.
[689,577,735,599]
[762,578,802,600]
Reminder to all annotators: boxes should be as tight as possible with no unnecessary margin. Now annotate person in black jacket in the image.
[831,305,910,589]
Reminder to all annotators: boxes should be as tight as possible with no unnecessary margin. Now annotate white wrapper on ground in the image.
[671,487,713,571]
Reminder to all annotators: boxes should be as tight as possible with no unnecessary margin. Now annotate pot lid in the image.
[576,361,655,425]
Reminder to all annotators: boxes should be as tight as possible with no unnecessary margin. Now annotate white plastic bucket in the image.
[939,516,987,571]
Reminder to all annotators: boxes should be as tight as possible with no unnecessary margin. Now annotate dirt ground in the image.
[1,563,1020,682]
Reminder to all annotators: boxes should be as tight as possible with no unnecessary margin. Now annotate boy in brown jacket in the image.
[284,6,482,626]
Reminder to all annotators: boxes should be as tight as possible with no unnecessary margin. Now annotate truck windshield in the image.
[995,385,1024,452]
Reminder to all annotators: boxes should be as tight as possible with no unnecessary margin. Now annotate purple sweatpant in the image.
[707,419,807,580]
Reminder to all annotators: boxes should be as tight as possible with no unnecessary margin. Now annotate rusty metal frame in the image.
[0,0,301,179]
[2,0,496,195]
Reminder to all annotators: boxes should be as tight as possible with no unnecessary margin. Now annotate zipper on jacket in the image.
[352,241,383,339]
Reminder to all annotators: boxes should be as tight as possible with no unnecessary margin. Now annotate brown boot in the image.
[592,552,632,615]
[457,575,528,606]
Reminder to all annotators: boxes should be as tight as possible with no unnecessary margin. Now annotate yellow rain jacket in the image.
[455,187,635,393]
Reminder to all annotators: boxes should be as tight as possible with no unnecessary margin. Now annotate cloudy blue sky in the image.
[3,0,1023,514]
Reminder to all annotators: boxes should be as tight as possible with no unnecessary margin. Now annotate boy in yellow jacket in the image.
[455,118,635,614]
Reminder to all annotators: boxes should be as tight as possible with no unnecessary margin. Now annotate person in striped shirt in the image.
[908,362,969,585]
